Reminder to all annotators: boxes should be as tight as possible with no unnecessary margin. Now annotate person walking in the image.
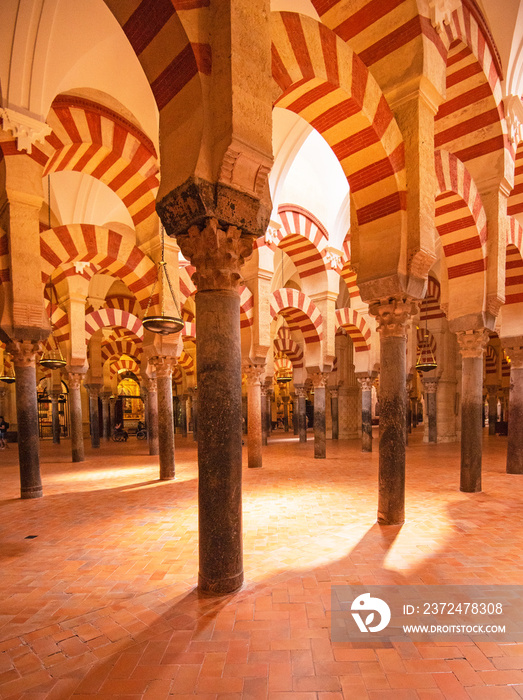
[0,416,9,449]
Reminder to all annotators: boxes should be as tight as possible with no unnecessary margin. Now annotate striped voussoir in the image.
[274,355,293,374]
[182,322,196,340]
[502,354,511,379]
[172,365,183,385]
[271,11,406,230]
[85,308,144,344]
[0,228,9,283]
[434,149,487,280]
[40,224,157,307]
[275,204,328,281]
[420,276,446,321]
[179,268,196,305]
[239,286,254,329]
[505,218,523,305]
[508,140,523,217]
[334,307,371,352]
[417,327,437,365]
[110,357,140,376]
[40,96,159,233]
[273,334,304,369]
[436,6,505,170]
[178,350,195,376]
[101,340,142,365]
[270,288,323,346]
[484,344,497,377]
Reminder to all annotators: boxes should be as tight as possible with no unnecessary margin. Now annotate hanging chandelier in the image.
[416,310,437,373]
[0,354,15,384]
[40,177,67,371]
[276,371,292,384]
[142,224,184,335]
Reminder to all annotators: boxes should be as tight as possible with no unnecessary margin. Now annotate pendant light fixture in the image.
[40,176,66,371]
[0,354,15,384]
[416,304,437,373]
[142,224,184,335]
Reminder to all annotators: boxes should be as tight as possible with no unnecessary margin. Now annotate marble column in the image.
[311,372,328,459]
[486,385,499,436]
[101,393,111,440]
[68,372,85,463]
[282,394,290,432]
[188,387,198,441]
[370,298,417,525]
[146,378,159,456]
[293,393,299,435]
[86,384,101,449]
[331,388,339,440]
[10,341,42,498]
[296,385,307,443]
[50,392,61,444]
[244,363,264,469]
[150,358,176,480]
[261,383,268,446]
[503,339,523,474]
[176,217,250,596]
[422,379,438,444]
[265,381,273,436]
[456,329,489,493]
[357,375,374,453]
[180,394,188,438]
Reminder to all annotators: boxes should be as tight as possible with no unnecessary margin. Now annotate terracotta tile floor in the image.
[1,428,523,699]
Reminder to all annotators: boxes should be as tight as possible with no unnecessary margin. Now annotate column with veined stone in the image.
[456,329,489,492]
[261,382,268,446]
[100,392,111,440]
[68,371,85,463]
[331,388,339,440]
[174,217,254,595]
[50,391,61,444]
[370,298,418,525]
[180,394,188,437]
[244,363,264,469]
[295,385,307,443]
[311,372,328,459]
[282,394,290,432]
[150,357,176,480]
[357,375,374,453]
[10,341,43,498]
[422,378,438,444]
[85,384,101,448]
[503,339,523,474]
[265,379,273,437]
[145,378,159,456]
[486,385,499,436]
[188,386,198,441]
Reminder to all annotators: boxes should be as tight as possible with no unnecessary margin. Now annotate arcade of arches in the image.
[2,0,523,697]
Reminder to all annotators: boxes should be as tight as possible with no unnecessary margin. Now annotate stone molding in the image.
[357,376,374,392]
[177,218,254,291]
[243,363,265,386]
[0,107,52,154]
[422,379,439,394]
[8,340,41,368]
[308,371,328,389]
[369,298,418,338]
[150,356,177,378]
[456,329,489,359]
[295,385,308,399]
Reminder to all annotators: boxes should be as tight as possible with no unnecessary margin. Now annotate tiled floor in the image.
[1,428,523,698]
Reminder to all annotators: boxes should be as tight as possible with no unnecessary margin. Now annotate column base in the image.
[377,515,404,526]
[160,475,175,481]
[198,570,244,596]
[21,486,43,499]
[72,454,84,463]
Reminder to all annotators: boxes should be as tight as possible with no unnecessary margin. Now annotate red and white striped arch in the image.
[179,267,196,305]
[274,355,293,374]
[0,230,9,284]
[505,218,523,305]
[182,321,196,340]
[335,308,371,352]
[42,96,159,233]
[85,308,144,344]
[271,12,406,232]
[273,335,304,369]
[40,224,157,308]
[178,350,195,376]
[508,138,523,218]
[239,286,254,329]
[484,344,497,378]
[420,276,445,321]
[111,358,140,376]
[417,327,437,365]
[270,288,323,346]
[434,150,487,281]
[101,339,142,364]
[172,365,183,386]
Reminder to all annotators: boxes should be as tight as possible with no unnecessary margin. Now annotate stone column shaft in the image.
[503,341,523,474]
[50,394,60,444]
[486,387,498,436]
[68,373,85,463]
[261,385,268,446]
[331,389,339,440]
[296,386,307,443]
[101,396,110,440]
[311,373,327,459]
[146,380,159,456]
[245,364,264,469]
[86,387,101,449]
[422,379,438,444]
[358,376,373,453]
[150,360,176,480]
[180,395,188,437]
[282,394,289,432]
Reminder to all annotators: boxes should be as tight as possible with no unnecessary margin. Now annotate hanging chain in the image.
[143,224,182,319]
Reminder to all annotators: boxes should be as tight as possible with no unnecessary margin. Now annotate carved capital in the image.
[503,95,523,148]
[68,373,83,390]
[243,363,265,387]
[486,384,500,397]
[369,298,418,338]
[357,376,374,392]
[84,383,102,398]
[177,218,254,291]
[0,107,52,154]
[150,356,177,378]
[422,379,439,394]
[295,385,307,399]
[308,371,328,389]
[503,337,523,369]
[456,329,489,359]
[330,388,338,399]
[145,378,158,394]
[8,340,42,368]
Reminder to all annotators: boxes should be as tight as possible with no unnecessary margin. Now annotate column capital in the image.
[502,337,523,369]
[369,297,418,338]
[67,372,83,390]
[144,377,158,393]
[330,388,338,399]
[84,383,102,397]
[485,383,500,395]
[456,329,489,358]
[7,340,42,367]
[187,386,197,397]
[176,217,254,291]
[150,356,176,378]
[422,378,439,393]
[243,362,265,387]
[357,375,374,392]
[308,371,329,389]
[295,385,308,399]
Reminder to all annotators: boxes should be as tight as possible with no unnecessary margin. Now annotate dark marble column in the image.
[85,384,101,449]
[411,398,418,428]
[422,379,438,444]
[282,394,290,432]
[357,375,374,453]
[265,381,273,436]
[68,372,85,463]
[151,359,176,479]
[293,393,299,434]
[456,329,489,493]
[101,393,111,440]
[486,385,498,436]
[188,387,198,441]
[176,217,252,596]
[261,383,268,446]
[179,394,187,437]
[370,298,417,525]
[296,385,307,443]
[146,378,159,456]
[331,388,339,440]
[244,363,264,468]
[311,372,327,459]
[50,392,61,444]
[10,341,42,498]
[503,340,523,474]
